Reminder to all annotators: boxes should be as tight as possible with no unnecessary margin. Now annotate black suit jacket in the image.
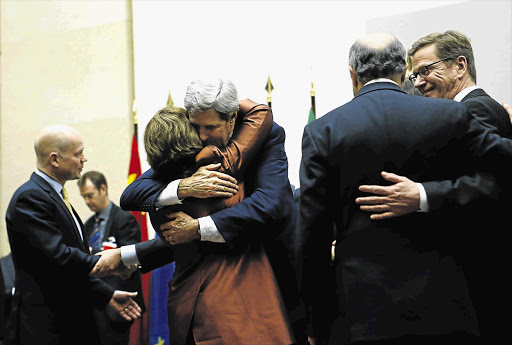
[420,88,512,340]
[83,203,146,319]
[5,173,114,345]
[423,88,512,211]
[299,82,511,343]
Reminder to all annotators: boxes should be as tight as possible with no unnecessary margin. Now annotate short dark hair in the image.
[349,35,407,85]
[78,171,107,192]
[408,30,477,83]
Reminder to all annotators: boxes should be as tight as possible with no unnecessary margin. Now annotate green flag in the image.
[308,107,316,123]
[309,75,316,123]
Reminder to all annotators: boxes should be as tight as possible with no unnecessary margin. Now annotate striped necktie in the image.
[61,186,73,214]
[89,216,103,253]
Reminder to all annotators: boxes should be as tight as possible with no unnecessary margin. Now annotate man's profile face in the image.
[189,109,236,147]
[411,44,459,99]
[80,179,108,213]
[57,133,87,181]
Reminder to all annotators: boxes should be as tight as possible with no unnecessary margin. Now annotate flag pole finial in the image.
[166,90,174,107]
[310,66,316,97]
[265,74,274,107]
[132,99,138,125]
[309,67,316,123]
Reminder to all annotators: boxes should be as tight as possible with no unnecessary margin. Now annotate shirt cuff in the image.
[198,216,226,243]
[120,245,139,266]
[155,179,183,208]
[416,183,430,213]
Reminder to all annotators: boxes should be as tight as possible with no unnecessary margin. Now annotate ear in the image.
[230,109,238,123]
[50,153,59,167]
[455,56,467,77]
[100,184,107,194]
[349,66,357,89]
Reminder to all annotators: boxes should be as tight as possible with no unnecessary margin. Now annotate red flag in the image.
[128,132,151,345]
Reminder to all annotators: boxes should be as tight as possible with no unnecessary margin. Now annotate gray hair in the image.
[349,34,407,85]
[184,79,239,121]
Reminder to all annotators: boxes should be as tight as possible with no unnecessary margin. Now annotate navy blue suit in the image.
[121,122,305,341]
[299,82,512,343]
[5,173,114,345]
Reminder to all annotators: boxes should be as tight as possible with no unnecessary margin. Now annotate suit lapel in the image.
[30,173,88,252]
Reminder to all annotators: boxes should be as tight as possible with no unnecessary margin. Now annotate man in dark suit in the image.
[91,79,304,344]
[5,125,141,345]
[299,33,512,345]
[78,170,145,345]
[354,31,512,341]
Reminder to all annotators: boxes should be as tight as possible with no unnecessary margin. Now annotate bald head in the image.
[349,32,407,88]
[35,125,87,184]
[357,32,397,50]
[35,125,79,165]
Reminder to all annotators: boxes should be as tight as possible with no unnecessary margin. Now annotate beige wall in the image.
[0,0,135,256]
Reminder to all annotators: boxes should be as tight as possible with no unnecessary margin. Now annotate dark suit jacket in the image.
[83,203,146,320]
[299,82,510,343]
[423,88,512,211]
[5,173,114,345]
[420,88,512,340]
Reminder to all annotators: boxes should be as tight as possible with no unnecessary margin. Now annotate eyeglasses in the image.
[409,56,457,83]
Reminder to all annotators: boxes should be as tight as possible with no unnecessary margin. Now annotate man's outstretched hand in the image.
[108,290,141,321]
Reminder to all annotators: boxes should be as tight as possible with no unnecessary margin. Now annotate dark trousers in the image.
[94,309,133,345]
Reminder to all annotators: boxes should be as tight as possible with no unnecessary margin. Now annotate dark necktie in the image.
[89,216,102,253]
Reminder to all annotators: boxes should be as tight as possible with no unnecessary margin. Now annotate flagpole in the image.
[128,4,151,344]
[132,99,138,140]
[308,67,316,124]
[311,80,316,118]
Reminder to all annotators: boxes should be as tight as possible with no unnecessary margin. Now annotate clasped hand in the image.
[161,211,200,245]
[89,249,137,279]
[178,163,238,199]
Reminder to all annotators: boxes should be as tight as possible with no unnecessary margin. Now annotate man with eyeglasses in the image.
[355,30,512,342]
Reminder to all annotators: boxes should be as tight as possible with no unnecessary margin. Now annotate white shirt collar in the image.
[35,169,63,195]
[364,78,399,86]
[453,86,480,102]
